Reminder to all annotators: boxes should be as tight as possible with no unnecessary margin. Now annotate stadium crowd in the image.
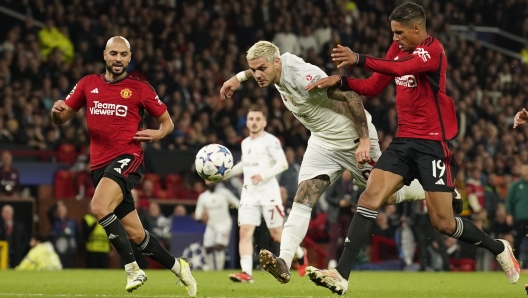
[1,0,528,271]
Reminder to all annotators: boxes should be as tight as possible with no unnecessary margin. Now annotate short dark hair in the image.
[248,104,267,118]
[30,232,47,243]
[389,2,426,26]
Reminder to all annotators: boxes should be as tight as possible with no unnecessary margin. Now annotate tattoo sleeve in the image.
[293,175,331,207]
[327,86,369,139]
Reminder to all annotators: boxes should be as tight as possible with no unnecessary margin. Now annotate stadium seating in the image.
[56,144,78,165]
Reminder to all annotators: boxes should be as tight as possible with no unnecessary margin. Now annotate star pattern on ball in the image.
[218,146,230,155]
[216,162,228,175]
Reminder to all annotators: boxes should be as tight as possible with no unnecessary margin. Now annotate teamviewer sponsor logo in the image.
[89,101,128,117]
[395,75,417,88]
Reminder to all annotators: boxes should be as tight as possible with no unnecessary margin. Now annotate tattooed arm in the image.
[219,69,254,100]
[327,86,372,164]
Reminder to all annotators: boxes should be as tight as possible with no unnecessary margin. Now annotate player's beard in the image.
[106,62,127,77]
[206,183,216,192]
[249,125,263,135]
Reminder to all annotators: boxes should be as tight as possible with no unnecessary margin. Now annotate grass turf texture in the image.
[0,270,525,297]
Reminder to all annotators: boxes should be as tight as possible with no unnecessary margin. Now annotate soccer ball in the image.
[195,144,234,181]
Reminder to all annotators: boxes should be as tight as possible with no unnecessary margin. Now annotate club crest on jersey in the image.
[120,88,132,99]
[305,75,312,81]
[395,75,417,88]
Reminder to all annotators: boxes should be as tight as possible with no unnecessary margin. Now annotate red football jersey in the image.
[65,74,167,169]
[343,36,458,141]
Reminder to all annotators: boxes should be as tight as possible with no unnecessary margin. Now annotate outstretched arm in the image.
[220,69,254,100]
[327,87,371,165]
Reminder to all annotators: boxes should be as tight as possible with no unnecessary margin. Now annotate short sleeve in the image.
[65,76,88,111]
[141,82,167,117]
[294,58,329,101]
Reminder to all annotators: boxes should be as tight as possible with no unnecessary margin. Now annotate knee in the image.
[90,200,109,220]
[239,228,252,241]
[205,247,214,254]
[215,245,225,251]
[431,216,456,235]
[128,229,146,244]
[358,190,383,210]
[269,230,281,242]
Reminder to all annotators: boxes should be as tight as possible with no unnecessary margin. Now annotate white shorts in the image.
[203,223,232,248]
[299,131,381,187]
[238,204,285,229]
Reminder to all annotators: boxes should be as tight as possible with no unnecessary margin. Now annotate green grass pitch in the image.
[0,270,525,297]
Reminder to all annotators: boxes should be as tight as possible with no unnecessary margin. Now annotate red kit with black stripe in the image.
[64,74,167,170]
[343,36,458,141]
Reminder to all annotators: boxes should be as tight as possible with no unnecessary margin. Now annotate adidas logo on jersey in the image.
[345,237,350,243]
[108,234,117,239]
[114,168,122,174]
[435,178,445,185]
[91,88,99,94]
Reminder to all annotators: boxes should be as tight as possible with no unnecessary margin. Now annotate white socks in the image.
[170,258,181,275]
[295,246,305,259]
[124,261,139,272]
[205,253,214,271]
[214,250,225,270]
[240,255,253,276]
[279,203,312,268]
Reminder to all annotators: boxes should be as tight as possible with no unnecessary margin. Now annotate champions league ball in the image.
[195,144,234,182]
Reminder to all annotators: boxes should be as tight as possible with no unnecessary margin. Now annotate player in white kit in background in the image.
[194,181,240,271]
[222,105,307,283]
[220,41,462,284]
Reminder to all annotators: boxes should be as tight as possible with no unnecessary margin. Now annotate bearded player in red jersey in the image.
[50,36,197,297]
[304,3,520,295]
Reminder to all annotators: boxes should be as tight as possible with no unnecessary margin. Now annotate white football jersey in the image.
[240,132,285,205]
[195,187,239,227]
[274,52,376,151]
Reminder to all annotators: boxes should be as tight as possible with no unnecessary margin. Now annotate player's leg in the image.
[426,191,519,282]
[265,206,308,276]
[213,225,231,271]
[385,179,464,214]
[202,227,215,271]
[419,140,519,284]
[229,204,259,282]
[116,162,196,296]
[90,165,143,292]
[306,139,412,294]
[259,142,339,283]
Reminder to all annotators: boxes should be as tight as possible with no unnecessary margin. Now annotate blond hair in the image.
[246,41,280,62]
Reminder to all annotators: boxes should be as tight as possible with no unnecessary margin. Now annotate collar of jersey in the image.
[101,73,130,84]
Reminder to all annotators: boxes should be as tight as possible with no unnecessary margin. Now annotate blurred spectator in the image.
[47,201,78,268]
[484,173,502,222]
[278,147,300,209]
[505,163,528,260]
[146,202,171,243]
[466,167,485,215]
[272,23,301,56]
[75,162,94,200]
[0,204,28,268]
[15,232,62,271]
[324,170,358,269]
[38,19,74,63]
[82,206,110,269]
[173,204,187,217]
[0,151,20,197]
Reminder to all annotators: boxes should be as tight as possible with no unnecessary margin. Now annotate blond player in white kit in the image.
[222,105,307,283]
[194,181,240,271]
[220,41,462,284]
